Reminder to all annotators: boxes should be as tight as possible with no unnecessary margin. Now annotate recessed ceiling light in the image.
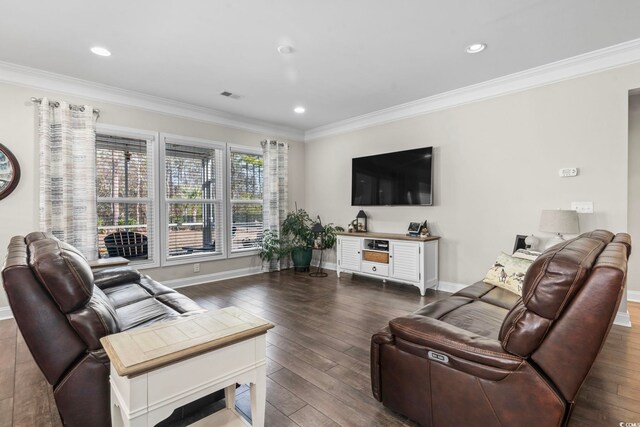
[91,46,111,57]
[277,45,294,55]
[294,106,305,114]
[466,43,486,54]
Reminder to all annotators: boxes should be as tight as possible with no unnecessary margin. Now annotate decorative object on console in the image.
[540,209,579,249]
[405,221,430,237]
[525,234,539,250]
[407,222,421,237]
[0,142,20,200]
[310,217,328,278]
[356,209,368,232]
[483,252,534,295]
[420,220,430,237]
[513,234,528,252]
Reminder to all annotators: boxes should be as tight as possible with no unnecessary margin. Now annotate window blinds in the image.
[96,134,154,262]
[229,150,263,252]
[165,142,224,258]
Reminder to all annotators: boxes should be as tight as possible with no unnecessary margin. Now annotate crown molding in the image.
[305,38,640,142]
[0,61,305,142]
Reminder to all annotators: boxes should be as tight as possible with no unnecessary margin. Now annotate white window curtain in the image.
[38,98,98,259]
[261,139,288,270]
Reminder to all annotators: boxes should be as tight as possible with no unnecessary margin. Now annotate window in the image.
[95,129,156,266]
[162,135,225,262]
[95,128,265,266]
[229,147,264,254]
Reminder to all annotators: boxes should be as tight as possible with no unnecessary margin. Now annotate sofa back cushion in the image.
[531,241,629,401]
[28,236,94,313]
[2,236,87,386]
[499,231,614,356]
[68,287,121,350]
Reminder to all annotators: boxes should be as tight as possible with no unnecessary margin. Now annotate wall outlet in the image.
[571,201,594,213]
[193,263,200,273]
[559,167,578,177]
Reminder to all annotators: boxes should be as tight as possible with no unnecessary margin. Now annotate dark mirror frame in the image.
[0,143,21,200]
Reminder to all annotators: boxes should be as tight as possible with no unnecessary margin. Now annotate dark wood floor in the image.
[0,270,639,426]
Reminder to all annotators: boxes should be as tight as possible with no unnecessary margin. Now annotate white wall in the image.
[0,82,305,308]
[305,62,640,312]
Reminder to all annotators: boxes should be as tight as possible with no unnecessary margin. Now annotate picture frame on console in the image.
[513,234,528,253]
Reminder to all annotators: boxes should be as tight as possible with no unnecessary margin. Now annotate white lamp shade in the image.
[539,210,579,235]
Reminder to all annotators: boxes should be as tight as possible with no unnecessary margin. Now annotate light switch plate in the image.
[571,201,593,213]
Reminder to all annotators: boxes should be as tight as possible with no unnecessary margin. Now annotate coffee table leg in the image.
[250,365,266,427]
[225,383,236,410]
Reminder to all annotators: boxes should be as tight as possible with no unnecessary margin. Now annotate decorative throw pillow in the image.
[483,252,534,296]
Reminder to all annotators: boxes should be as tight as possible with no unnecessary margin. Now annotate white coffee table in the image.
[100,306,273,427]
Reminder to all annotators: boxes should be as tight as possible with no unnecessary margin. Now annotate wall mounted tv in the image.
[351,146,433,206]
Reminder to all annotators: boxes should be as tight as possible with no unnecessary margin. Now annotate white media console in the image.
[336,232,439,295]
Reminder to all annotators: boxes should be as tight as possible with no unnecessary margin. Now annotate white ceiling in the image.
[1,1,640,132]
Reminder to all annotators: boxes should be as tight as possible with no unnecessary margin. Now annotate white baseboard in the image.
[0,306,13,320]
[435,281,467,294]
[614,310,632,328]
[628,290,640,303]
[163,266,263,290]
[311,260,337,272]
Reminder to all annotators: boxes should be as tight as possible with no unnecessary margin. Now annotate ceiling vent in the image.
[220,91,241,100]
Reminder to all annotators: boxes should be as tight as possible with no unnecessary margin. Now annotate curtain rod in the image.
[30,97,100,117]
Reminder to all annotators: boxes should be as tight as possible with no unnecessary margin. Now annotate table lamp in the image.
[540,209,579,249]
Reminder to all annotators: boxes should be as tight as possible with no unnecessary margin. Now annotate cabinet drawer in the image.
[362,250,389,263]
[361,261,389,277]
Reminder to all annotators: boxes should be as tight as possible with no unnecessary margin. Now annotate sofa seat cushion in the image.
[116,297,180,331]
[102,283,151,308]
[413,289,510,339]
[439,300,509,339]
[157,293,206,314]
[137,276,175,297]
[453,281,493,299]
[453,281,521,310]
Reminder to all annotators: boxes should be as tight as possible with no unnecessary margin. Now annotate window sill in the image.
[228,249,260,259]
[161,252,227,267]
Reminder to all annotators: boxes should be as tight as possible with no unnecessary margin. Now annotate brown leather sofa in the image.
[2,232,213,426]
[371,230,631,427]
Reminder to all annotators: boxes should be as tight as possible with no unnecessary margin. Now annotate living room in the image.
[1,2,640,427]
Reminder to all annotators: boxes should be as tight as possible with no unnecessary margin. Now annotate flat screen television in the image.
[351,147,433,206]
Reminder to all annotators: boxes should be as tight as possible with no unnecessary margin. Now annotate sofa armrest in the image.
[93,267,142,290]
[389,315,523,371]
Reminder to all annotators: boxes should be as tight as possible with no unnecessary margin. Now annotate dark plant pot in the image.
[291,247,313,272]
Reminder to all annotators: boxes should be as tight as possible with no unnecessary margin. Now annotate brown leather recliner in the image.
[371,230,631,427]
[2,232,212,426]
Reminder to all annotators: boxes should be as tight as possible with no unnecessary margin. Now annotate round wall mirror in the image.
[0,143,21,200]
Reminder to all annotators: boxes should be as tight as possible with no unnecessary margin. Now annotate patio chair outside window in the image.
[104,231,148,260]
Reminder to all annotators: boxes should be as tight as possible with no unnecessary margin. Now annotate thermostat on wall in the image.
[559,168,578,177]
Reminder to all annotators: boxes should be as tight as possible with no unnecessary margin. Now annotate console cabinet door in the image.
[339,237,361,271]
[390,241,420,282]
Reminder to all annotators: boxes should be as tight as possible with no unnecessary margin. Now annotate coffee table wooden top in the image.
[100,306,274,377]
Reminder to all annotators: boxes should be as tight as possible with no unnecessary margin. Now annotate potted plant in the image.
[259,208,344,271]
[257,229,287,264]
[281,208,314,270]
